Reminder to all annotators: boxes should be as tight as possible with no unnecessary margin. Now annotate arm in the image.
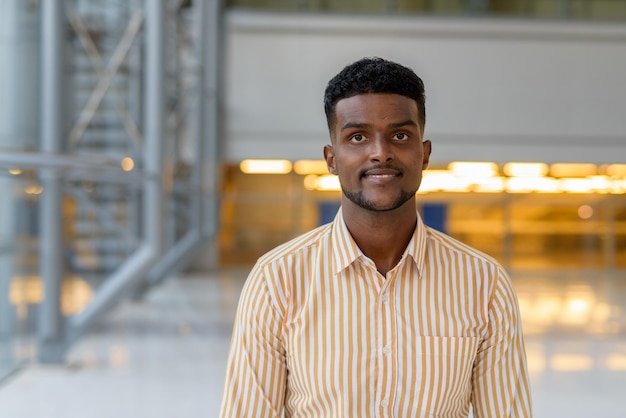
[471,267,532,417]
[219,264,287,418]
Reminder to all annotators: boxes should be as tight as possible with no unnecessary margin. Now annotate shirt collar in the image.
[330,207,428,275]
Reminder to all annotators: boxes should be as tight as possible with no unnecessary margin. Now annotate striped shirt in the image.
[220,209,532,417]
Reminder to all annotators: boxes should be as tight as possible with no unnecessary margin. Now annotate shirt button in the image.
[382,345,391,355]
[381,294,389,303]
[380,399,388,408]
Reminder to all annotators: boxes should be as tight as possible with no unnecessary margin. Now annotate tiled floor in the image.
[0,269,625,417]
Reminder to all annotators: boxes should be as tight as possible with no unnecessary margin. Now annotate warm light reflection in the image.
[290,160,626,193]
[506,177,560,193]
[550,163,597,178]
[516,282,620,337]
[578,205,593,220]
[561,178,594,193]
[587,176,611,193]
[8,168,22,175]
[607,164,626,177]
[522,295,562,330]
[240,159,292,174]
[303,174,318,191]
[24,184,43,195]
[503,162,548,177]
[420,170,466,193]
[448,162,498,178]
[121,157,135,172]
[10,275,94,315]
[474,177,505,193]
[317,174,341,191]
[303,174,341,191]
[525,343,546,374]
[550,354,594,371]
[606,353,626,371]
[109,345,130,368]
[560,296,593,325]
[294,160,329,175]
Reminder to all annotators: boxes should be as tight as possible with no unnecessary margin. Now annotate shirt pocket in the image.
[415,336,480,416]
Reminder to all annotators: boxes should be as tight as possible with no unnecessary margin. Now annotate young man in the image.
[220,57,532,417]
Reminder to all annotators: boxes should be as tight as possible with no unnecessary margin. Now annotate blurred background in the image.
[0,0,625,417]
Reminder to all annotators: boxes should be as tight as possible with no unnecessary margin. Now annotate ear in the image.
[422,140,432,170]
[323,144,337,175]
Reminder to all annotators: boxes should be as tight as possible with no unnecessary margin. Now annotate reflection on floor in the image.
[0,269,625,418]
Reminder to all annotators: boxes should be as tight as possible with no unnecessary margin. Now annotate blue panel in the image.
[421,203,447,233]
[318,201,341,226]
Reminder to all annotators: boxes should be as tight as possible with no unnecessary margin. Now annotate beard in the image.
[342,187,417,212]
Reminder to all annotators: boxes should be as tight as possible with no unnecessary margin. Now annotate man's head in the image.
[324,57,426,134]
[323,58,431,214]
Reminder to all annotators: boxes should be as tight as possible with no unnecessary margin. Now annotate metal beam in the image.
[0,150,124,170]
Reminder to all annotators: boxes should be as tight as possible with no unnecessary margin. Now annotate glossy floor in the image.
[0,270,625,418]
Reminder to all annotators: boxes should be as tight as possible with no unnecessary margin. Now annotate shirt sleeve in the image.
[471,266,533,417]
[219,263,287,418]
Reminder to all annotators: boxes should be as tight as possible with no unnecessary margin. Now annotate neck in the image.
[342,201,417,276]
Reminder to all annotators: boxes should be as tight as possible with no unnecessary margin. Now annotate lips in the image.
[362,168,401,178]
[361,168,402,185]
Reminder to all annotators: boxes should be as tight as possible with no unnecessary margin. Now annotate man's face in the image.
[324,93,431,213]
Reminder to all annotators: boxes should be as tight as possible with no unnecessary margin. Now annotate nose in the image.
[369,136,393,163]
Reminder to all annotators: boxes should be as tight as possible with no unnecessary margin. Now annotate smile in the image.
[362,168,401,178]
[367,174,397,179]
[362,169,401,184]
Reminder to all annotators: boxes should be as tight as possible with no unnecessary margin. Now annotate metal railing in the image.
[0,0,223,364]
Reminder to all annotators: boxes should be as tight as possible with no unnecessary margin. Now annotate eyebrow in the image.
[340,120,418,131]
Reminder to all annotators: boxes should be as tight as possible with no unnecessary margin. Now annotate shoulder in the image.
[255,222,333,268]
[424,225,503,269]
[242,223,333,315]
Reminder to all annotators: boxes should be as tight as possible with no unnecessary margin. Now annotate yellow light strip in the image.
[448,162,498,178]
[299,160,626,194]
[317,174,341,191]
[303,174,341,191]
[240,159,292,174]
[294,160,329,175]
[503,162,548,177]
[550,163,597,178]
[506,177,560,193]
[607,164,626,177]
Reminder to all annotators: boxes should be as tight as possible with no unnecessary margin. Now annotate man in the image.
[220,57,532,417]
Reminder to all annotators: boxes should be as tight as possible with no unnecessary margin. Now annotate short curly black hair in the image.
[324,57,426,130]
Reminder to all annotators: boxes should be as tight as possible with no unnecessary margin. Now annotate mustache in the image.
[360,164,403,177]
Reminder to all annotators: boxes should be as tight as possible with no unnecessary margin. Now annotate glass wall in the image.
[227,0,626,20]
[219,160,626,279]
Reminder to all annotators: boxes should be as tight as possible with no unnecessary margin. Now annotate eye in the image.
[350,134,364,143]
[393,132,408,141]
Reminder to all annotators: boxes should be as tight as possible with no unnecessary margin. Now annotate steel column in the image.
[201,0,224,269]
[142,0,165,256]
[139,0,224,286]
[38,0,66,363]
[0,0,18,343]
[68,0,165,339]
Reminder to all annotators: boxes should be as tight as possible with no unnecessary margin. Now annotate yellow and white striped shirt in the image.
[220,209,532,417]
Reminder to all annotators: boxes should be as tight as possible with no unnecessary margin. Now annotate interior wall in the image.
[223,12,626,165]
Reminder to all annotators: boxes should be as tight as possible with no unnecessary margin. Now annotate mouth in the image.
[362,168,402,183]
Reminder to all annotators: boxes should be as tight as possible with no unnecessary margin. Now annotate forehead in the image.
[334,93,420,125]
